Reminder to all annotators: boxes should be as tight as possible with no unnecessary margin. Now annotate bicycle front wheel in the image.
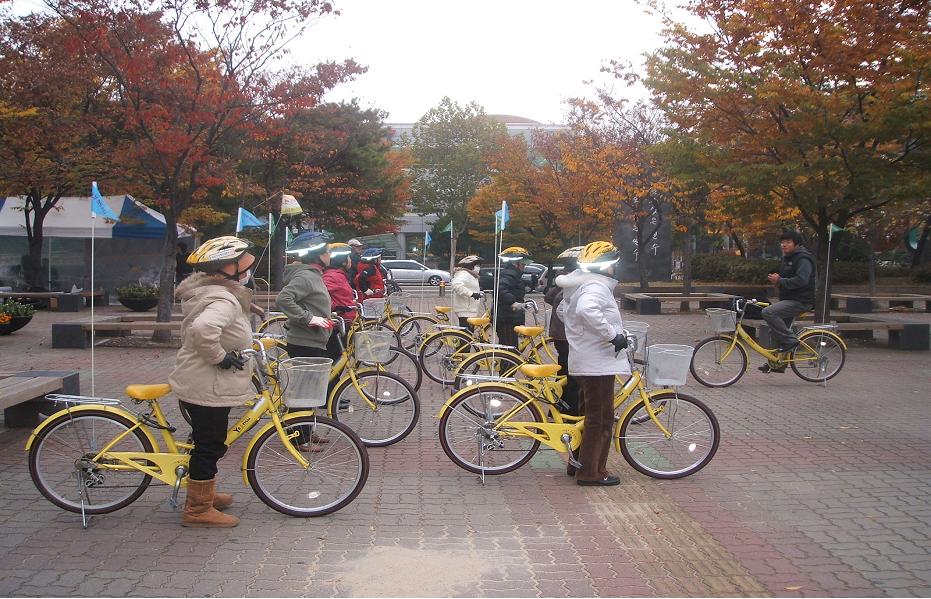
[246,414,368,517]
[438,385,544,475]
[690,336,748,387]
[418,330,475,385]
[791,331,846,382]
[28,410,155,514]
[329,371,420,446]
[395,315,439,351]
[357,346,423,391]
[619,392,719,479]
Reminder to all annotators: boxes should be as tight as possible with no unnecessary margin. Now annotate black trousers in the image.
[495,321,519,349]
[553,339,580,416]
[180,401,231,481]
[458,317,471,329]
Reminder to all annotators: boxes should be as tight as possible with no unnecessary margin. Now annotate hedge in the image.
[691,254,915,284]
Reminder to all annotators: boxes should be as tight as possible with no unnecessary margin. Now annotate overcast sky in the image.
[299,0,672,124]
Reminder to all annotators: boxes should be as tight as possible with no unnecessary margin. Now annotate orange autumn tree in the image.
[645,0,931,319]
[468,129,618,263]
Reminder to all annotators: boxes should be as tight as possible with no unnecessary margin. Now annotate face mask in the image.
[472,266,481,274]
[239,268,252,285]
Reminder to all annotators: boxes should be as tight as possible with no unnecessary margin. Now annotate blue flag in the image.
[90,181,120,221]
[236,207,266,233]
[495,200,510,232]
[424,231,432,249]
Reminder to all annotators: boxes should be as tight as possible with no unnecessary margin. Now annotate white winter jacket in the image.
[556,270,630,376]
[451,268,482,318]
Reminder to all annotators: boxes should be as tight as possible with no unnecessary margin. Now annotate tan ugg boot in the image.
[213,490,233,510]
[182,478,239,528]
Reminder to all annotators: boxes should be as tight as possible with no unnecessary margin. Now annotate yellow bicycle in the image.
[437,334,719,480]
[26,338,369,524]
[690,298,847,387]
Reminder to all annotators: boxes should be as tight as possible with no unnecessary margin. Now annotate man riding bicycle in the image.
[760,229,817,373]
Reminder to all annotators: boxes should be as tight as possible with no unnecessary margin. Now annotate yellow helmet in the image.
[499,246,531,264]
[327,242,352,258]
[187,236,254,272]
[577,241,621,272]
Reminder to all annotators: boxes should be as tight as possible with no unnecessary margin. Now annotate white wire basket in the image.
[706,308,737,333]
[278,357,332,408]
[624,321,650,356]
[361,298,386,319]
[387,292,409,307]
[353,330,394,363]
[645,344,694,387]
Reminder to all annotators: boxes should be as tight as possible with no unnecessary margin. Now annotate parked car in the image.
[478,263,547,292]
[381,260,451,286]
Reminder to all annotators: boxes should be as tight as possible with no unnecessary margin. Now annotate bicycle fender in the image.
[436,382,537,419]
[24,404,160,451]
[456,348,524,375]
[239,410,316,485]
[801,329,847,350]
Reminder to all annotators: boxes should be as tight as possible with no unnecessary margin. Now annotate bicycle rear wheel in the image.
[358,346,423,391]
[418,329,475,385]
[619,392,719,479]
[246,415,368,517]
[438,385,544,475]
[791,331,846,382]
[395,315,440,351]
[329,371,420,447]
[28,410,155,514]
[689,336,748,387]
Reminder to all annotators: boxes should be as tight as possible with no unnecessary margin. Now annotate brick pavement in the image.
[1,296,930,597]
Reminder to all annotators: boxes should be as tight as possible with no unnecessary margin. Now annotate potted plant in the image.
[116,283,160,312]
[0,299,36,335]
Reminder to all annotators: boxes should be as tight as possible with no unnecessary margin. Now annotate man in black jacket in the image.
[495,246,532,348]
[760,230,817,372]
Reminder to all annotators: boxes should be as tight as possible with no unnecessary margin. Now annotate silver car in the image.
[381,260,451,286]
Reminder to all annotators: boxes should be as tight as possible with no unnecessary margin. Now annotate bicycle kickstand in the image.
[561,434,582,471]
[73,467,91,530]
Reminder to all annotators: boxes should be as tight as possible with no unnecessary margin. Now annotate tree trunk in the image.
[866,233,877,297]
[152,211,180,342]
[682,228,694,295]
[449,232,458,277]
[270,212,285,290]
[24,228,44,288]
[813,226,832,323]
[730,231,747,258]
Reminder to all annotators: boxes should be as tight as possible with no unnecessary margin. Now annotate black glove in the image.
[471,292,483,300]
[217,350,246,370]
[610,334,628,353]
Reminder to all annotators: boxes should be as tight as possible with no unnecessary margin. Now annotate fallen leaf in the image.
[785,585,802,591]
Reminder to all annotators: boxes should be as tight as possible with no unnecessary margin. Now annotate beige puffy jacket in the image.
[169,273,255,408]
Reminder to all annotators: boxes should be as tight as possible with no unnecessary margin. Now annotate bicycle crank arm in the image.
[561,433,582,469]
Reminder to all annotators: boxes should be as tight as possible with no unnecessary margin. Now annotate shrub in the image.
[0,299,36,318]
[689,254,910,284]
[911,264,931,283]
[116,283,160,300]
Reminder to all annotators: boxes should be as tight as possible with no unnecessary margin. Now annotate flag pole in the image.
[90,202,96,397]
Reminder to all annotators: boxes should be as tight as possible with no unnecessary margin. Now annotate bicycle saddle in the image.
[125,384,172,401]
[467,315,490,326]
[518,364,561,378]
[434,306,453,314]
[514,325,544,337]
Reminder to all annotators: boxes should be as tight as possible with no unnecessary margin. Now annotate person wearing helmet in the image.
[278,231,336,360]
[556,241,628,487]
[169,236,258,527]
[322,242,357,358]
[346,238,365,282]
[354,247,386,299]
[451,255,485,328]
[544,247,583,418]
[495,246,532,348]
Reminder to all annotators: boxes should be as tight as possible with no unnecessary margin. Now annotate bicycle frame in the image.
[718,318,847,364]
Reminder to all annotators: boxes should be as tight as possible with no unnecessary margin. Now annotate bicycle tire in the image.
[394,315,440,351]
[438,385,545,475]
[246,414,369,517]
[689,335,748,387]
[791,331,846,382]
[257,314,288,336]
[619,392,719,479]
[29,410,155,514]
[328,370,420,447]
[452,350,525,391]
[418,329,476,385]
[357,345,423,392]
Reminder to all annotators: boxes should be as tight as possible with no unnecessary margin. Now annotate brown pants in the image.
[577,375,615,481]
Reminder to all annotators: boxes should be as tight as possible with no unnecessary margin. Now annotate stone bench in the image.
[0,371,80,427]
[0,290,107,312]
[742,316,929,351]
[52,318,182,349]
[831,294,931,314]
[622,292,738,315]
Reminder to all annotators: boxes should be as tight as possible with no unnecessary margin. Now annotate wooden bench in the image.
[622,292,738,315]
[1,371,80,427]
[742,316,929,350]
[0,290,107,312]
[831,294,931,314]
[52,318,182,349]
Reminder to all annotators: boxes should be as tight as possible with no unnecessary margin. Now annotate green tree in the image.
[406,97,506,273]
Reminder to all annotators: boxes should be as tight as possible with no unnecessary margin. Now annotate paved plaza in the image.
[1,296,930,597]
